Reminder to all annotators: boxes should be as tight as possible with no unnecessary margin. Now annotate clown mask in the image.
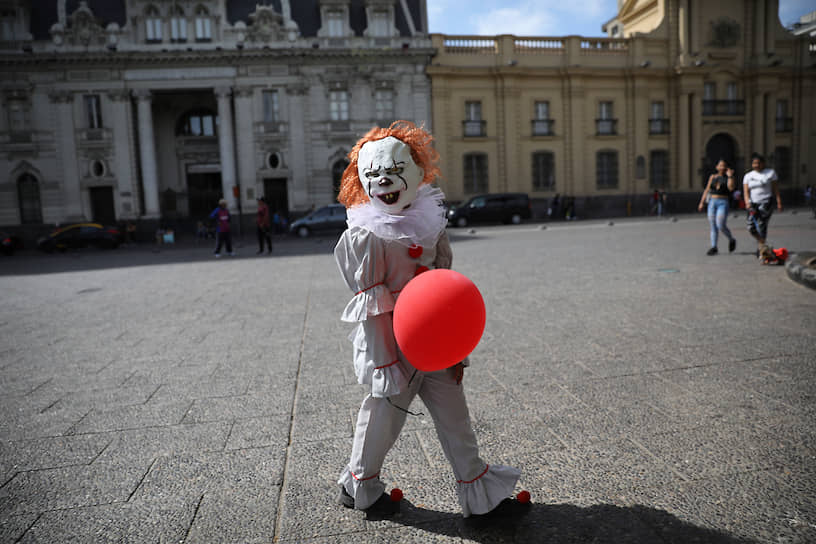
[358,136,424,214]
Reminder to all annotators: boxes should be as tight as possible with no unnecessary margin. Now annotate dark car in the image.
[447,193,532,227]
[1,232,24,256]
[290,204,347,238]
[37,223,123,252]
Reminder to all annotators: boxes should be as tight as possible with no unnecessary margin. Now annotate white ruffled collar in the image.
[346,184,448,247]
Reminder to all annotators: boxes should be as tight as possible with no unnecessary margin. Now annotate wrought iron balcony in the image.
[595,118,617,135]
[531,119,555,136]
[648,118,670,135]
[463,120,486,137]
[775,117,793,133]
[702,100,745,116]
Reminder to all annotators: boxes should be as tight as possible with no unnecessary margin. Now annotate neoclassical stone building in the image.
[428,0,815,216]
[1,0,432,235]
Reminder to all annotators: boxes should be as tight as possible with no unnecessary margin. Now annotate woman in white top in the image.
[742,153,782,251]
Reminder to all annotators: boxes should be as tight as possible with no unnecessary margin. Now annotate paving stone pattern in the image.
[0,212,814,543]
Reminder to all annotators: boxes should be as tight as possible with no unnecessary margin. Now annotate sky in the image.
[427,0,816,37]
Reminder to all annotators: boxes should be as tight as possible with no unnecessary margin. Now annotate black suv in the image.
[447,193,531,227]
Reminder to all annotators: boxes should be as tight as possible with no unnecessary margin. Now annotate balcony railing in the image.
[463,120,486,137]
[596,119,617,135]
[775,117,793,133]
[648,118,670,135]
[702,100,745,116]
[330,120,351,132]
[531,119,555,136]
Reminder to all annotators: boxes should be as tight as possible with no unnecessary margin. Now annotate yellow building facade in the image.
[428,0,815,216]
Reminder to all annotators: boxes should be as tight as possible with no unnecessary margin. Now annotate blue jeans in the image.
[708,197,733,248]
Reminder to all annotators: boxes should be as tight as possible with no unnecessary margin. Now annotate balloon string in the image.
[386,397,424,417]
[408,369,418,386]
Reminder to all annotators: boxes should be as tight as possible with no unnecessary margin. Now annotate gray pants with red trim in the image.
[339,359,487,511]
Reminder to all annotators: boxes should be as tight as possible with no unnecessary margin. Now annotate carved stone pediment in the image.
[247,6,284,43]
[65,1,106,47]
[709,17,740,48]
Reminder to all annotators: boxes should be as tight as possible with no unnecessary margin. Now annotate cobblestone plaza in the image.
[0,211,814,543]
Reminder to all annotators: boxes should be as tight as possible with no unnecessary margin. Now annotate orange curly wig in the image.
[337,120,440,208]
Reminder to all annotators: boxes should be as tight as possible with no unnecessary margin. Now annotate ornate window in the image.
[532,101,554,136]
[84,95,102,129]
[369,10,389,37]
[463,101,485,137]
[145,5,162,43]
[195,6,212,41]
[177,109,218,137]
[263,90,279,123]
[330,90,349,121]
[596,101,616,135]
[532,151,555,191]
[17,173,42,224]
[170,6,187,42]
[375,90,393,122]
[596,150,618,189]
[1,9,16,42]
[326,10,345,37]
[463,153,488,194]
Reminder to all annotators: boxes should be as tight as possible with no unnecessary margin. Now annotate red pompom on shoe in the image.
[408,244,423,259]
[390,488,403,502]
[516,490,531,504]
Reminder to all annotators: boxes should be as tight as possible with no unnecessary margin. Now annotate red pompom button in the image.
[390,488,403,502]
[517,490,531,504]
[408,244,423,259]
[414,266,429,276]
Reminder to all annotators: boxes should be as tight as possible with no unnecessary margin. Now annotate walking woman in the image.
[698,159,737,255]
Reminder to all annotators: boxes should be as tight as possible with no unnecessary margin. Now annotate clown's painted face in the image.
[358,136,423,214]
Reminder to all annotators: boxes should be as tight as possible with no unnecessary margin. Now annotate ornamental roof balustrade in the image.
[431,34,664,70]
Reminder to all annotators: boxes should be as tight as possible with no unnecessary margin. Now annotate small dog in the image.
[758,243,788,265]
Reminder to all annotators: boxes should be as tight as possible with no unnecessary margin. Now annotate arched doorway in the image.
[17,173,42,224]
[703,133,738,188]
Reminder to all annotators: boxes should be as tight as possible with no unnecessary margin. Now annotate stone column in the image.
[107,89,136,218]
[286,82,309,208]
[233,86,256,211]
[50,90,84,222]
[678,91,691,190]
[133,89,160,217]
[215,86,238,211]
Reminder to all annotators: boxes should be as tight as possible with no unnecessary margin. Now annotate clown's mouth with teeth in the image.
[377,191,401,205]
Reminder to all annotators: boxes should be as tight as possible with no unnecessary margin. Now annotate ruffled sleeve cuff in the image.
[340,283,395,322]
[456,464,521,518]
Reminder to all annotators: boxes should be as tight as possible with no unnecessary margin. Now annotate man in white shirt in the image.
[743,153,783,251]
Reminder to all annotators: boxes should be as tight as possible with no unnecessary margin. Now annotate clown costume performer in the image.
[333,121,521,517]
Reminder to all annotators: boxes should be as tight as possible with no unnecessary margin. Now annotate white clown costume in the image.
[334,128,520,517]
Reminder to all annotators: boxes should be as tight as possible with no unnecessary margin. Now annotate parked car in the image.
[289,204,347,238]
[0,232,24,256]
[37,223,123,252]
[447,193,532,227]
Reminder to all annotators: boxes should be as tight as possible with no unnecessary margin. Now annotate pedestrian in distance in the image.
[743,153,782,256]
[698,158,737,255]
[210,198,235,257]
[256,197,273,254]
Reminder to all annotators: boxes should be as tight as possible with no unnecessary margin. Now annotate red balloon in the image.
[393,269,486,372]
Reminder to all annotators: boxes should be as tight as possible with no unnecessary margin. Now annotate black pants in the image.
[257,226,272,252]
[214,231,232,254]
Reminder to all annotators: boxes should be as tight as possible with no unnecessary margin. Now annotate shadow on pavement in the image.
[371,500,753,543]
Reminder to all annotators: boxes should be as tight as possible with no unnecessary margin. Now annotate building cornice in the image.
[0,47,436,70]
